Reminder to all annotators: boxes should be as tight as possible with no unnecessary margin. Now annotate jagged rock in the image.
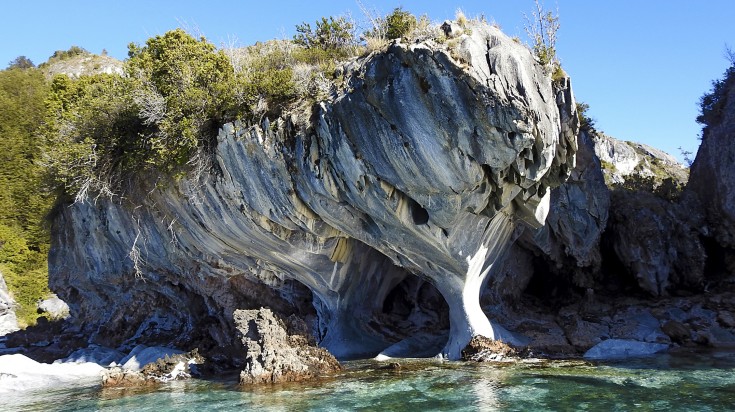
[461,335,519,362]
[592,132,688,188]
[526,130,610,282]
[235,308,340,384]
[0,270,19,336]
[49,20,578,362]
[583,339,669,360]
[687,69,735,247]
[102,349,203,387]
[37,295,69,321]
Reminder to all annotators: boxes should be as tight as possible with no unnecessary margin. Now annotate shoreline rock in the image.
[235,308,341,385]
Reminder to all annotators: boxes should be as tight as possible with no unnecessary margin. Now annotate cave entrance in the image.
[374,274,450,358]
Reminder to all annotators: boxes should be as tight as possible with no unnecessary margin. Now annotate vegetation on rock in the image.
[697,48,735,131]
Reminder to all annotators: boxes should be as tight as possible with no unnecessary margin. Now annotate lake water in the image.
[6,350,735,411]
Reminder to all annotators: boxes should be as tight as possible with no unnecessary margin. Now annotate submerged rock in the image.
[235,308,340,385]
[583,339,669,360]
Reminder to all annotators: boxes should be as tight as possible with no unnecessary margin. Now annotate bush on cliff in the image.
[44,30,243,198]
[697,49,735,131]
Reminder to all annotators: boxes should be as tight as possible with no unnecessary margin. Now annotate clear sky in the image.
[2,1,733,161]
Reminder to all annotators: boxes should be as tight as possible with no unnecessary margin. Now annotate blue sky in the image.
[2,1,733,161]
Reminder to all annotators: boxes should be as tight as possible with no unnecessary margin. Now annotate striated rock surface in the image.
[48,20,578,361]
[235,308,340,384]
[0,270,19,336]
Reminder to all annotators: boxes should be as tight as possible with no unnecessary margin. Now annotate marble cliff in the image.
[47,22,578,361]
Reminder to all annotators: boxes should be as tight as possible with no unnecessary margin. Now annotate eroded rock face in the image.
[235,308,340,384]
[487,130,609,304]
[49,21,578,361]
[0,270,19,336]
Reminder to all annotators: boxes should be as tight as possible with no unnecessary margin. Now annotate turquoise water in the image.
[7,350,735,411]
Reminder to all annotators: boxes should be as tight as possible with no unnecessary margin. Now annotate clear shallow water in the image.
[6,350,735,411]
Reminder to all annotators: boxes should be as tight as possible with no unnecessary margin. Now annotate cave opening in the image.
[522,255,583,308]
[701,234,734,286]
[408,197,430,225]
[375,275,450,357]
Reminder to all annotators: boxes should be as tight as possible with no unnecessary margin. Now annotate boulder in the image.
[0,270,19,336]
[235,308,340,384]
[102,349,203,387]
[37,295,69,321]
[119,344,184,371]
[583,339,669,360]
[57,344,125,366]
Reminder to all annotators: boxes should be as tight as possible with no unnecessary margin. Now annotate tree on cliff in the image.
[7,56,34,69]
[44,30,241,199]
[524,0,560,68]
[697,47,735,132]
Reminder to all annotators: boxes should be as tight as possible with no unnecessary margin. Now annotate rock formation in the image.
[0,270,19,336]
[687,68,735,248]
[235,308,340,384]
[48,21,578,361]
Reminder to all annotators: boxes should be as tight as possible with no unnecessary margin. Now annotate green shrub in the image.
[294,16,356,51]
[385,8,417,39]
[697,63,735,130]
[576,102,596,132]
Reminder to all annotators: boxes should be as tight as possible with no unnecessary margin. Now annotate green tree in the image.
[697,49,735,131]
[0,66,53,326]
[44,29,241,199]
[576,102,596,132]
[385,7,417,39]
[7,56,34,69]
[524,0,560,67]
[294,16,355,51]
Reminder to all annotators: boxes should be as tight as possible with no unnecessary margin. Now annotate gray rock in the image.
[687,70,735,247]
[583,339,669,360]
[0,270,19,336]
[607,191,705,296]
[440,20,464,38]
[37,295,69,321]
[235,308,340,384]
[119,345,183,371]
[57,344,125,366]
